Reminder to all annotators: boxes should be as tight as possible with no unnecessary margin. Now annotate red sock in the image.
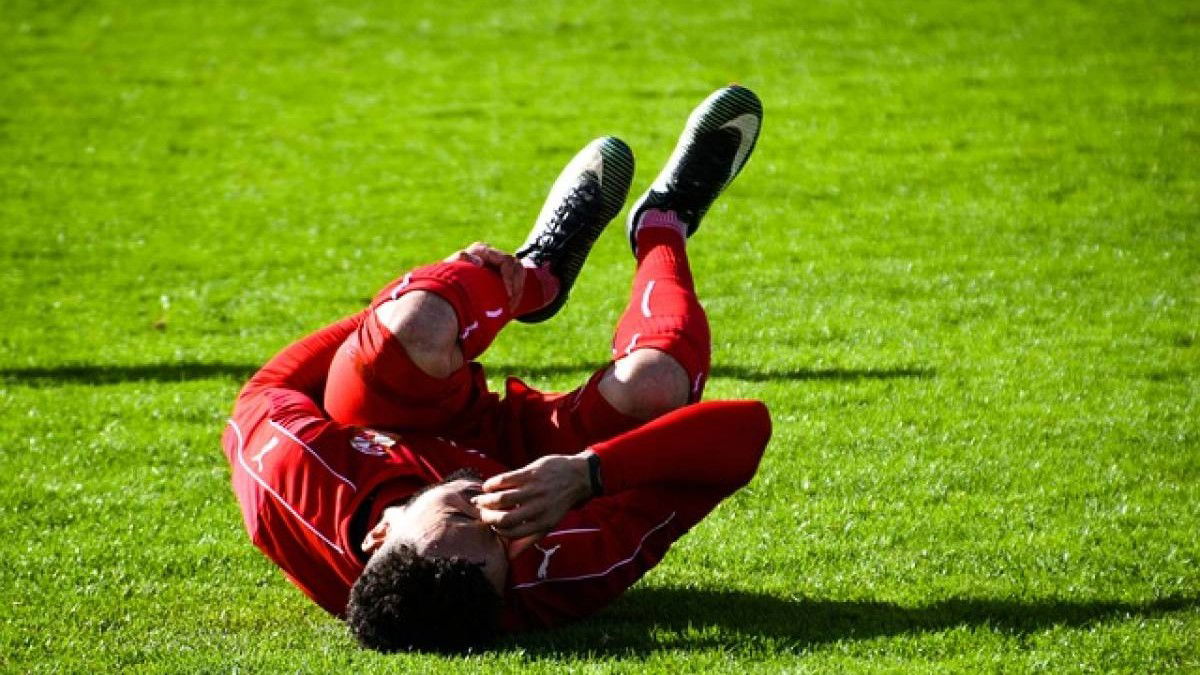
[613,210,711,401]
[634,210,694,291]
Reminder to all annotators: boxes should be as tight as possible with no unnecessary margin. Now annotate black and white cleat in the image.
[516,136,634,323]
[627,85,763,254]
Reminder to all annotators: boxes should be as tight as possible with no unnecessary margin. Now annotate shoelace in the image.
[526,181,599,257]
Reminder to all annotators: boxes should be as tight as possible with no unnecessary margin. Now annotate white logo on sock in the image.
[720,113,760,179]
[640,280,656,318]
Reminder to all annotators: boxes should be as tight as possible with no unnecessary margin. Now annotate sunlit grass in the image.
[1,0,1196,670]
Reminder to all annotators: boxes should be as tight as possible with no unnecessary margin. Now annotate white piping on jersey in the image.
[569,386,586,412]
[640,280,656,318]
[268,419,357,491]
[435,435,487,457]
[389,273,413,300]
[544,527,602,537]
[624,333,640,355]
[228,419,345,555]
[510,511,676,590]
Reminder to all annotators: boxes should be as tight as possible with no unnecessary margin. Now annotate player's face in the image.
[382,478,510,593]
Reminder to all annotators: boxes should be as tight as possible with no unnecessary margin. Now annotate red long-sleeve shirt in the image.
[221,315,770,629]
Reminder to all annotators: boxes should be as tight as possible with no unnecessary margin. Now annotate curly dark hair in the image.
[346,544,502,653]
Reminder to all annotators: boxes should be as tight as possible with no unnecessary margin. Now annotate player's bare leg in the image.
[374,291,463,378]
[599,349,690,420]
[369,135,634,381]
[324,138,633,431]
[600,85,763,420]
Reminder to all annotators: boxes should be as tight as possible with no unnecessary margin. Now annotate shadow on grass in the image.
[503,587,1197,656]
[0,362,258,386]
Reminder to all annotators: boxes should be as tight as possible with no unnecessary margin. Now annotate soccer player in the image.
[221,85,770,652]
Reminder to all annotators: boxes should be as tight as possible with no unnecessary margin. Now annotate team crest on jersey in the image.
[350,429,395,456]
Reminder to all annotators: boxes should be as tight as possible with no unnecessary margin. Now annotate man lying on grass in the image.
[221,86,771,652]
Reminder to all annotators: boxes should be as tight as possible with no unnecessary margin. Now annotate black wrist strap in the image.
[587,452,604,497]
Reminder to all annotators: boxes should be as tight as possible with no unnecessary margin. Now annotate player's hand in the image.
[473,451,593,539]
[445,242,526,311]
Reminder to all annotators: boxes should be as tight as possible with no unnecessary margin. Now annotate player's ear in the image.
[505,534,541,559]
[362,519,390,554]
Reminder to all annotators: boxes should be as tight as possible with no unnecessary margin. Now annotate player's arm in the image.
[242,310,375,460]
[244,310,367,400]
[475,400,772,538]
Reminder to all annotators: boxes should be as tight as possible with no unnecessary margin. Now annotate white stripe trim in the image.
[268,419,357,491]
[510,512,676,590]
[544,527,602,537]
[228,420,345,555]
[569,386,587,412]
[640,280,656,318]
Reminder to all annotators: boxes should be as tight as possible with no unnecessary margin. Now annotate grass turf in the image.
[1,0,1197,670]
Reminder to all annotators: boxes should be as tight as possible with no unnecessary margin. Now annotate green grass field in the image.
[2,0,1197,670]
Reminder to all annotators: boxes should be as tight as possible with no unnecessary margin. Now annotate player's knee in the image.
[374,291,462,378]
[599,349,690,421]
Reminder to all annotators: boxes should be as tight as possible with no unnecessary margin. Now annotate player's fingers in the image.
[468,243,510,267]
[463,245,518,297]
[472,487,530,510]
[498,258,516,299]
[461,244,525,303]
[502,258,525,309]
[483,468,532,492]
[493,517,549,539]
[444,249,484,266]
[477,506,505,527]
[478,502,536,530]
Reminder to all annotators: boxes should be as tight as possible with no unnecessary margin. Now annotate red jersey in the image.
[222,313,770,629]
